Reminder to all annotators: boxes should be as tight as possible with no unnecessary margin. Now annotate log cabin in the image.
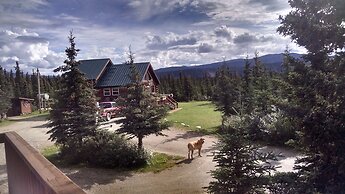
[77,58,178,109]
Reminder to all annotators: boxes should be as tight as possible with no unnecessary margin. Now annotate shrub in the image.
[82,130,148,168]
[235,110,297,146]
[268,172,301,194]
[266,115,296,146]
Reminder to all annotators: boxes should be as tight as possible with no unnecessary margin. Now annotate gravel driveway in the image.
[0,117,298,194]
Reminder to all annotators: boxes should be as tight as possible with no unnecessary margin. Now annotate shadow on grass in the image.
[7,115,48,122]
[170,123,220,136]
[162,130,204,143]
[194,127,220,135]
[196,102,212,107]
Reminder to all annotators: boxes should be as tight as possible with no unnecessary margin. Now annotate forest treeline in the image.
[0,63,59,100]
[159,52,280,116]
[0,63,59,117]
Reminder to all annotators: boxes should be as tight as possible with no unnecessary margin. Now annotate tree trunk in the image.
[138,136,143,152]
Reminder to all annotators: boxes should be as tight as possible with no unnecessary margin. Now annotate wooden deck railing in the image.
[166,95,178,109]
[158,94,178,110]
[0,132,85,194]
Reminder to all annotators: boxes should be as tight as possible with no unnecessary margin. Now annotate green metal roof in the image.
[78,58,110,80]
[96,62,150,87]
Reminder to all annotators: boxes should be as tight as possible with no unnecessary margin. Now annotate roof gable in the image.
[96,62,151,87]
[78,58,111,80]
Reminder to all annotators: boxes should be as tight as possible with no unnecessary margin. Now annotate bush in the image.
[266,115,297,146]
[268,172,301,194]
[82,130,148,168]
[58,130,148,168]
[234,110,297,146]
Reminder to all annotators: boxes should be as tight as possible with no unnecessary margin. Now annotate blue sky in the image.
[0,0,305,74]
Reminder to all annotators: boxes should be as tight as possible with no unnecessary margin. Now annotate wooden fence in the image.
[0,132,85,194]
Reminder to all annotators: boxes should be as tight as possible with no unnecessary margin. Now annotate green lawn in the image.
[137,152,183,173]
[42,145,183,173]
[166,101,222,134]
[41,145,67,166]
[0,110,49,127]
[0,119,16,127]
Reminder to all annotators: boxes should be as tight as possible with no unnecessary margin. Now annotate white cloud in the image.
[0,28,64,74]
[214,25,233,40]
[0,0,306,73]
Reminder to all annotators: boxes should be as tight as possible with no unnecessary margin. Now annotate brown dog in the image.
[188,138,205,159]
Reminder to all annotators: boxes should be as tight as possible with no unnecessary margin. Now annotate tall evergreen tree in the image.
[48,32,98,151]
[0,66,11,119]
[0,66,5,91]
[116,51,169,151]
[241,56,254,114]
[252,52,271,114]
[208,121,276,194]
[278,0,345,192]
[213,65,239,119]
[25,72,33,98]
[14,61,23,98]
[182,75,194,101]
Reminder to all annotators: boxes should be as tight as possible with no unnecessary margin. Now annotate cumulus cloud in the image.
[127,0,217,23]
[233,33,275,45]
[0,28,64,74]
[247,0,288,11]
[198,43,214,53]
[145,32,198,50]
[214,25,233,40]
[0,0,304,73]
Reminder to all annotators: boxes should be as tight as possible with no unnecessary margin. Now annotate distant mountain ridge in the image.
[155,53,303,78]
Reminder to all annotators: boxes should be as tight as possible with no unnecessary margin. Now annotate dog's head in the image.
[198,138,205,144]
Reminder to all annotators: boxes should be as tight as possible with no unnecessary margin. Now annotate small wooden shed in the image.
[10,97,35,116]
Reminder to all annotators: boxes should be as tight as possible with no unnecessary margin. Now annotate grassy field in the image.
[166,101,222,134]
[136,152,183,173]
[0,119,16,127]
[42,145,183,173]
[41,145,66,166]
[0,110,49,127]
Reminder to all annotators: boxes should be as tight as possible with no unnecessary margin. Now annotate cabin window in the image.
[112,87,119,96]
[103,88,111,96]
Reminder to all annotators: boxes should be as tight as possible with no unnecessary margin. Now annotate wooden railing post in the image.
[1,132,86,194]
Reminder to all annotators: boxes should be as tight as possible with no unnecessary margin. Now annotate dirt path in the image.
[70,128,218,194]
[0,118,299,194]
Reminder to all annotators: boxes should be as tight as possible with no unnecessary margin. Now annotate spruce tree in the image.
[48,31,98,151]
[116,51,169,151]
[25,72,33,99]
[14,62,23,98]
[182,75,194,101]
[278,0,345,192]
[208,123,276,194]
[212,65,239,118]
[252,52,271,114]
[0,66,11,119]
[0,89,10,120]
[242,56,254,114]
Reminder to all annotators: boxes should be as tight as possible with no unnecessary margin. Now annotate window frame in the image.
[112,87,119,96]
[103,88,111,96]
